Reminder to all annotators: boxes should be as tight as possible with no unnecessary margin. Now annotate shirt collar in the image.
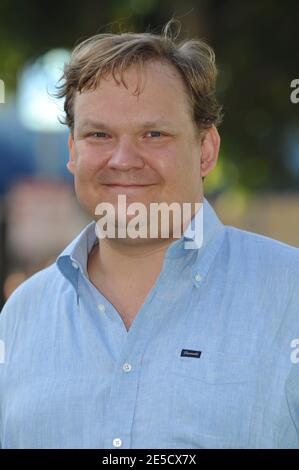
[164,197,224,258]
[56,196,225,289]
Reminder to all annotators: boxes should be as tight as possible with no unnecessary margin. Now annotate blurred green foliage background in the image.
[1,0,299,194]
[0,0,299,305]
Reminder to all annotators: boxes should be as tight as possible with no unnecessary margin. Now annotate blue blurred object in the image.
[0,48,72,196]
[0,103,72,196]
[17,49,70,133]
[0,137,34,195]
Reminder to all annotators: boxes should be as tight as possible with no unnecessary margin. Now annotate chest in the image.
[90,276,154,330]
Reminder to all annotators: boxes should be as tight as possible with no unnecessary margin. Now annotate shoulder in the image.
[225,225,299,270]
[3,262,61,302]
[223,226,299,303]
[0,263,64,326]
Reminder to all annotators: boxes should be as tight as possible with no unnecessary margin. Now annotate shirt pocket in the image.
[170,350,257,384]
[168,351,257,447]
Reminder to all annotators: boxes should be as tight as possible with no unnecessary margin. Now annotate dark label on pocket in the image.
[181,349,202,358]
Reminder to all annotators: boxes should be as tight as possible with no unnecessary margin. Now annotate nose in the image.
[107,136,145,171]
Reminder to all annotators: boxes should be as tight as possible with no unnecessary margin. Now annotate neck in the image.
[88,196,203,283]
[89,236,175,282]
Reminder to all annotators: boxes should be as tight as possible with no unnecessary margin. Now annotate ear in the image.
[67,132,76,174]
[200,125,220,177]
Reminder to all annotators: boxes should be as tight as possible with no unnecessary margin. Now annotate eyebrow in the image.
[77,119,177,132]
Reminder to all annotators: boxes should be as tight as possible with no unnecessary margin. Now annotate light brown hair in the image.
[56,18,223,138]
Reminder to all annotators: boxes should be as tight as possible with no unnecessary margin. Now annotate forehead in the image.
[73,60,193,126]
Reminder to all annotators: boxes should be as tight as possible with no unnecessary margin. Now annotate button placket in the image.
[112,437,122,448]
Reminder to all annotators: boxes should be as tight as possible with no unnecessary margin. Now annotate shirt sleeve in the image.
[282,260,299,448]
[285,361,299,446]
[0,284,26,450]
[284,273,299,447]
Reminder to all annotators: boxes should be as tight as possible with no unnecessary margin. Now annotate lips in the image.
[102,183,154,194]
[104,184,152,187]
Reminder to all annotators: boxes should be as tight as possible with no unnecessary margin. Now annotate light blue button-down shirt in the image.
[0,197,299,449]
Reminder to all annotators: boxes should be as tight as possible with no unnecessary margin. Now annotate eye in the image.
[145,131,163,138]
[92,132,109,139]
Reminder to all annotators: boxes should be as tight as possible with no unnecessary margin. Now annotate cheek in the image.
[154,145,193,183]
[159,146,201,199]
[148,145,180,178]
[76,159,96,179]
[75,144,106,177]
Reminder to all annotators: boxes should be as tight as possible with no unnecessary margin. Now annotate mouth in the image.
[103,183,155,193]
[104,183,154,186]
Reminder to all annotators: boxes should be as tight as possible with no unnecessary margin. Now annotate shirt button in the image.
[123,362,132,373]
[71,261,79,269]
[98,304,105,313]
[112,438,122,448]
[195,273,202,282]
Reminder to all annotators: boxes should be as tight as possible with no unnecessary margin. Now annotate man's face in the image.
[68,60,219,232]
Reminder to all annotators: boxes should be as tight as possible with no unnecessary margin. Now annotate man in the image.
[0,19,299,449]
